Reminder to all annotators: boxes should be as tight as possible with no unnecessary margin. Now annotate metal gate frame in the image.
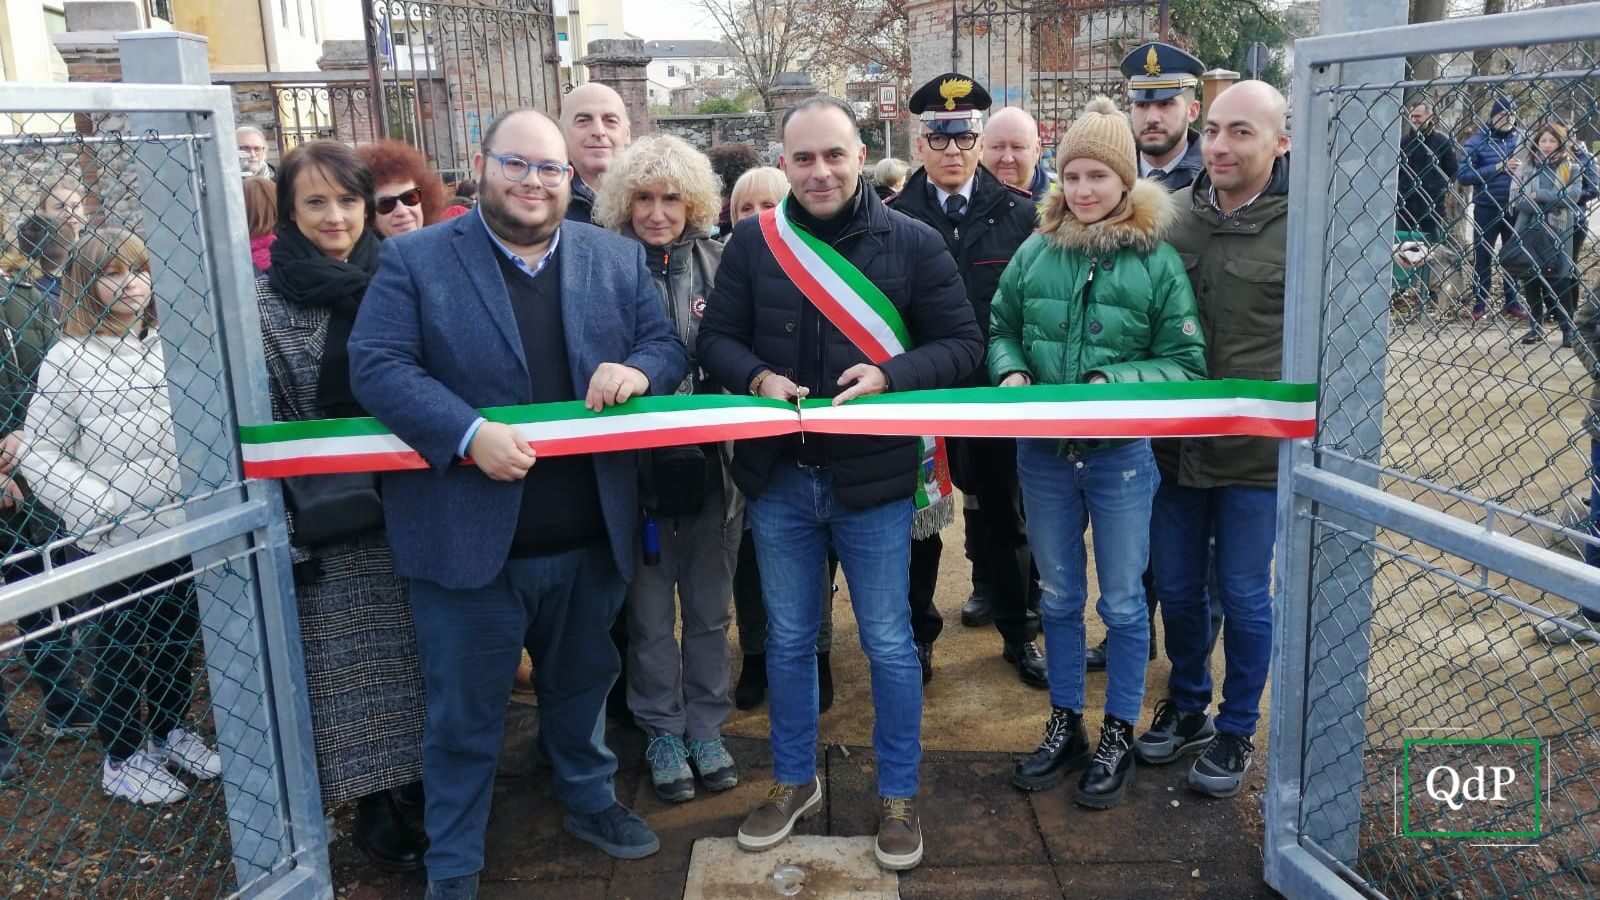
[1267,5,1600,899]
[0,52,332,900]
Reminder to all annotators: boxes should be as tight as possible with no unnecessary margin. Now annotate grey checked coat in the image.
[255,273,424,804]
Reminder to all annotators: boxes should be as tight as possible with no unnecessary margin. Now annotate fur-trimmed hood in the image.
[1038,178,1176,256]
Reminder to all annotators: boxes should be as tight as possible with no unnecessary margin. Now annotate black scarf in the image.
[267,225,382,417]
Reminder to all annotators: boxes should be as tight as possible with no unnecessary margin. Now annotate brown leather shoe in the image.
[874,796,923,870]
[736,777,822,851]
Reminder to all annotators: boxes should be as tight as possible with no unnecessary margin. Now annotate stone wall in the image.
[654,113,774,156]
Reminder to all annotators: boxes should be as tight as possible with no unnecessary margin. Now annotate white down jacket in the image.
[20,331,183,552]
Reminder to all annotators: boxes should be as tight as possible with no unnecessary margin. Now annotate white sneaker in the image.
[1536,611,1600,645]
[102,751,189,805]
[148,728,222,780]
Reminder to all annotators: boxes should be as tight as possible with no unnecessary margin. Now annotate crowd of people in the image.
[1398,97,1599,346]
[0,35,1595,900]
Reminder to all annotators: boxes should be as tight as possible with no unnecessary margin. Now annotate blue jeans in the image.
[1017,440,1157,723]
[746,465,921,798]
[1150,478,1277,737]
[409,543,626,881]
[1471,202,1523,312]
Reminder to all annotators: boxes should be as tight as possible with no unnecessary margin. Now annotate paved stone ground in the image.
[330,705,1279,899]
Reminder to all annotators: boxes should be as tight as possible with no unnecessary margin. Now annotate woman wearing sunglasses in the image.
[357,140,449,238]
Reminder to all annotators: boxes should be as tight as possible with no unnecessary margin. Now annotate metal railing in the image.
[1268,4,1600,898]
[0,69,326,900]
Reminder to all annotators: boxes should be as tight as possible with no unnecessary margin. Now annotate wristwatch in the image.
[749,369,772,396]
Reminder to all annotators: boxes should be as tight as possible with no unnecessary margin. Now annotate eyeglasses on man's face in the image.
[376,187,423,214]
[924,132,979,151]
[488,153,572,188]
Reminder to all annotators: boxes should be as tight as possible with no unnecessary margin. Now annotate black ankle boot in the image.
[1074,715,1137,809]
[354,789,427,873]
[1011,706,1089,791]
[394,779,425,819]
[817,652,834,712]
[735,653,767,710]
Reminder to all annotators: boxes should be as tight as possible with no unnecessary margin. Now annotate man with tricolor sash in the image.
[698,95,982,871]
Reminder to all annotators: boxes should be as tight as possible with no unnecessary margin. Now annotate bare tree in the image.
[699,0,806,112]
[1407,0,1449,90]
[798,0,911,82]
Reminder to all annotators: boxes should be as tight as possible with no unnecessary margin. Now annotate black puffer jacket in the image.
[698,179,982,508]
[888,164,1037,366]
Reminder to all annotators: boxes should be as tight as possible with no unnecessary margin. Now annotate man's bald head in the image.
[1200,80,1290,213]
[982,106,1043,191]
[1208,80,1288,137]
[561,82,632,185]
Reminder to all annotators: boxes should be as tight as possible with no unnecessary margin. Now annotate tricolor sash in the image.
[758,198,952,510]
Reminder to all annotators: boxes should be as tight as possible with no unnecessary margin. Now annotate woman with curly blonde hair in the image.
[592,134,741,804]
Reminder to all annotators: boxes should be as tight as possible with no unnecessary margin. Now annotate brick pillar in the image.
[53,0,146,85]
[1201,68,1241,118]
[577,39,654,135]
[319,39,379,147]
[766,73,822,144]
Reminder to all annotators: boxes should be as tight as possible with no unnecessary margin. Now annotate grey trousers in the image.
[625,492,741,741]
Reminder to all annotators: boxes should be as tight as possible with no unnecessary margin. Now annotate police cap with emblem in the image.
[908,73,992,135]
[1120,42,1204,102]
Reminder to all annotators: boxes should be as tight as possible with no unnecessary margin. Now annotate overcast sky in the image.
[623,0,715,41]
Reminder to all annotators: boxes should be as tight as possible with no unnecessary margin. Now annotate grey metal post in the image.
[1302,0,1406,868]
[117,31,332,897]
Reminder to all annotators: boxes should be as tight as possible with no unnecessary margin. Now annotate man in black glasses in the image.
[351,108,687,900]
[887,73,1045,690]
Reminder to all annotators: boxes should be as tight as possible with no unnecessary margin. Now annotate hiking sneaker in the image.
[645,734,695,803]
[102,750,188,805]
[1535,610,1600,645]
[687,737,739,792]
[1133,699,1216,765]
[737,776,822,852]
[562,803,660,859]
[149,728,222,780]
[1188,732,1254,798]
[875,796,923,871]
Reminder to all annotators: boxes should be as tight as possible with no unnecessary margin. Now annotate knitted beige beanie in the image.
[1056,95,1138,188]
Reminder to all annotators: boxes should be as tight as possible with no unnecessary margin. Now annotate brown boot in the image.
[874,796,923,871]
[736,776,822,851]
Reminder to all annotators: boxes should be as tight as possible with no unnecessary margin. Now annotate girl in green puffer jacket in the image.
[989,96,1205,810]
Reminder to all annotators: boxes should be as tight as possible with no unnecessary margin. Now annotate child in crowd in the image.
[19,228,220,805]
[988,97,1206,809]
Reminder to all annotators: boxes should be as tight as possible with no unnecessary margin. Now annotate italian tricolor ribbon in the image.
[758,198,951,510]
[239,380,1317,479]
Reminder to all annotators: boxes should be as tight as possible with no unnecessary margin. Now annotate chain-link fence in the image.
[0,76,327,900]
[1269,6,1600,900]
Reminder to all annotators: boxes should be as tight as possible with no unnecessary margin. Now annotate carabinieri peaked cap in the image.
[1120,42,1205,102]
[908,73,992,135]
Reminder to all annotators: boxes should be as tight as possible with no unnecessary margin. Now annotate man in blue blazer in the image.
[349,109,687,900]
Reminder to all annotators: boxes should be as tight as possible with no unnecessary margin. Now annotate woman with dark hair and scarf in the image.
[255,139,427,871]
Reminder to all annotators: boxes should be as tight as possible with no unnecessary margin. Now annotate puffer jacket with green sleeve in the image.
[988,177,1206,389]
